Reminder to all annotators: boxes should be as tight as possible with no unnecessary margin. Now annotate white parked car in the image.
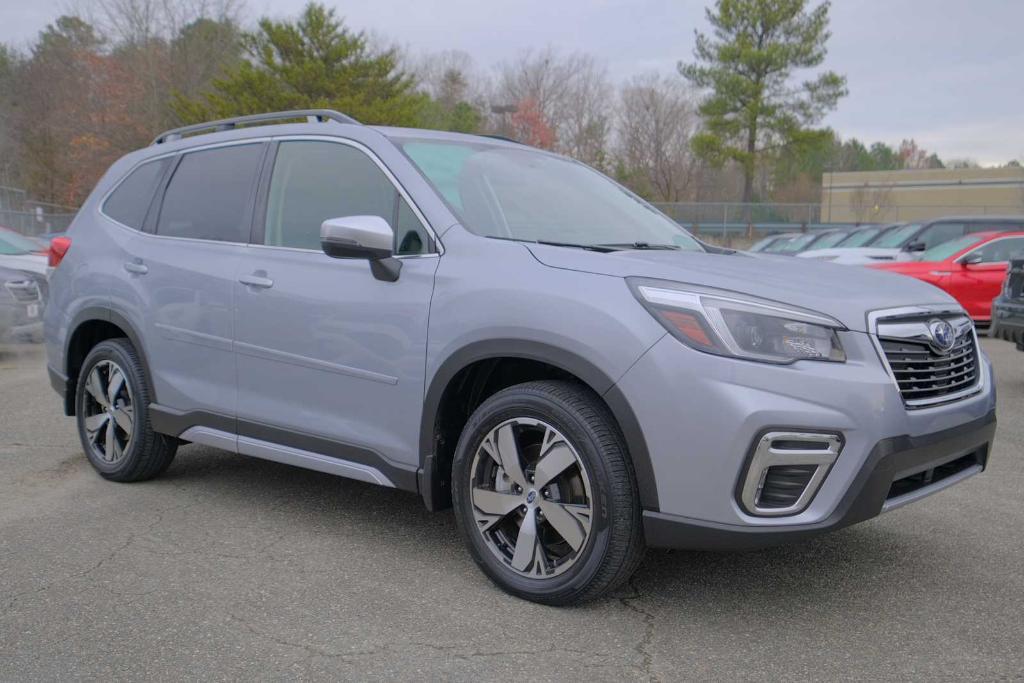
[799,217,1024,265]
[0,227,48,277]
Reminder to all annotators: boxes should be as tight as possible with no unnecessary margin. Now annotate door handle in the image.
[123,261,148,275]
[239,274,274,289]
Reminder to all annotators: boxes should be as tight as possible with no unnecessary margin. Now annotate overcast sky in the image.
[2,0,1022,165]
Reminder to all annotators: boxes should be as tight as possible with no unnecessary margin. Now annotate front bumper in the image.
[644,409,995,549]
[612,329,997,548]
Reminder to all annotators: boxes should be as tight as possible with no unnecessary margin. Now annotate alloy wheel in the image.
[81,360,135,465]
[469,417,594,578]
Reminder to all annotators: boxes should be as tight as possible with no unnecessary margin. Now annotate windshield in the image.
[396,139,703,251]
[749,235,781,251]
[806,231,847,250]
[775,233,817,253]
[919,234,983,262]
[873,223,920,248]
[836,227,880,247]
[0,231,37,255]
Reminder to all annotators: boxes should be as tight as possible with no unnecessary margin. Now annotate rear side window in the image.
[156,144,263,242]
[263,141,430,254]
[917,222,965,250]
[103,158,169,229]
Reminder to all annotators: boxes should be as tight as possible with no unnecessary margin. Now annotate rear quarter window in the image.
[102,158,170,229]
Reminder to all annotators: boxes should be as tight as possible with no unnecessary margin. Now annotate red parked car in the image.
[870,231,1024,324]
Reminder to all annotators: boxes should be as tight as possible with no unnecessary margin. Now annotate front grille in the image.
[4,280,40,303]
[880,331,978,404]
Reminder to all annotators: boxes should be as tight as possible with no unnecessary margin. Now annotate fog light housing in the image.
[739,431,842,516]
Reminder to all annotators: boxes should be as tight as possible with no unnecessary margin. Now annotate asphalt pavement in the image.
[1,340,1022,681]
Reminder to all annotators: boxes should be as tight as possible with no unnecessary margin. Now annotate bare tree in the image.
[493,48,612,166]
[616,72,698,201]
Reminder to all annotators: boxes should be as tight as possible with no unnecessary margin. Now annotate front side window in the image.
[264,141,430,254]
[919,234,982,262]
[967,237,1024,263]
[397,138,703,251]
[156,144,263,242]
[103,158,170,229]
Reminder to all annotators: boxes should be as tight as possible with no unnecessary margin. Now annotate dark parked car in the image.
[991,256,1024,350]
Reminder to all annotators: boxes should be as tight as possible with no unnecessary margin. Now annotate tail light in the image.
[49,236,72,268]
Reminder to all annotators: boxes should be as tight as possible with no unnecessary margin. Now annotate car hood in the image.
[0,253,47,276]
[525,245,956,332]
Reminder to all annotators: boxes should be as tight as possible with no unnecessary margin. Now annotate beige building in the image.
[821,167,1024,223]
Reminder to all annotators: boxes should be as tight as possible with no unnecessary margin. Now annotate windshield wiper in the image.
[595,241,681,250]
[534,240,621,252]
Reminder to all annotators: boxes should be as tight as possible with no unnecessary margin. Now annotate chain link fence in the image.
[0,185,77,236]
[651,201,1024,246]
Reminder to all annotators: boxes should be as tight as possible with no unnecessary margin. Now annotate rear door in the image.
[950,236,1024,320]
[124,141,266,421]
[232,138,438,485]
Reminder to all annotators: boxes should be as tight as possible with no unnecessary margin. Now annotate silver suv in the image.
[44,110,997,605]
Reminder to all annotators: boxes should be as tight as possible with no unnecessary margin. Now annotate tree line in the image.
[0,0,988,210]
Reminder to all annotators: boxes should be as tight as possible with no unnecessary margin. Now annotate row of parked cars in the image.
[750,216,1024,351]
[0,226,50,345]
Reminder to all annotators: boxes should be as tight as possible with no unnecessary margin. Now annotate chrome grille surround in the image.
[868,305,983,409]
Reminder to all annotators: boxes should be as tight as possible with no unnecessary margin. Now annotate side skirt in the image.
[151,404,417,491]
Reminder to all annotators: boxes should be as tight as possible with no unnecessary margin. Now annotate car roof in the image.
[924,215,1024,224]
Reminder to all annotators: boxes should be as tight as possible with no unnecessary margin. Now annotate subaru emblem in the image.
[928,319,956,354]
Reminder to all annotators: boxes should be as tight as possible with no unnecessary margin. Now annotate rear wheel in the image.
[452,380,645,605]
[75,338,177,482]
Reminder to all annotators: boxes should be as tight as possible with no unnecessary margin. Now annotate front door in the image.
[233,139,438,485]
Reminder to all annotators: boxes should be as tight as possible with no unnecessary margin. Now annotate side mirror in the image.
[904,241,926,252]
[320,216,401,282]
[961,253,984,266]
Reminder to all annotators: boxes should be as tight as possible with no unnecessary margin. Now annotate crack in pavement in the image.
[618,575,659,682]
[1,502,189,616]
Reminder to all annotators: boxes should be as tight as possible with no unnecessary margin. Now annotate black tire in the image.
[75,338,177,482]
[452,380,645,605]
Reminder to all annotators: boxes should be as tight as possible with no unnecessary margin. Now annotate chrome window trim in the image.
[866,304,985,409]
[268,134,443,255]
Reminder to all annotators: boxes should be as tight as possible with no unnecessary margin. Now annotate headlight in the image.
[629,279,846,364]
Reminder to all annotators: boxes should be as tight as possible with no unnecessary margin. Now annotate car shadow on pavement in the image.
[154,442,917,612]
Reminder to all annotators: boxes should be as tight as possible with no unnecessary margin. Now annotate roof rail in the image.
[152,109,360,145]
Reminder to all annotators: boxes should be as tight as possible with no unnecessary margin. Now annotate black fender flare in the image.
[417,339,659,512]
[63,306,156,414]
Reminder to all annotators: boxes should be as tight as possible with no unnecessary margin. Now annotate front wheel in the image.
[452,380,645,605]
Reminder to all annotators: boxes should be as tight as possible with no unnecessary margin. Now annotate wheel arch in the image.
[63,307,155,416]
[418,339,658,513]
